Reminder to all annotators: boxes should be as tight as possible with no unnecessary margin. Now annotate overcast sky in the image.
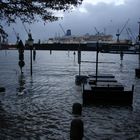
[5,0,140,44]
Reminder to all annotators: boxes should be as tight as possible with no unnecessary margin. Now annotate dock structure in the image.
[75,41,134,106]
[82,74,134,106]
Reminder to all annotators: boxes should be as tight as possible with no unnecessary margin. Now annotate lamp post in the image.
[95,41,99,84]
[28,33,34,76]
[18,40,25,74]
[78,41,81,76]
[135,22,140,78]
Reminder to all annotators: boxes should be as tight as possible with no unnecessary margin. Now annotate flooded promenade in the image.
[0,50,140,139]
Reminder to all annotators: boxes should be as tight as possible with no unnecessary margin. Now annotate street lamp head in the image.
[28,38,33,46]
[28,33,34,49]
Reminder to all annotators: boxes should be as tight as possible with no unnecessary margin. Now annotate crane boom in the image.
[126,28,132,40]
[94,27,99,35]
[127,27,136,42]
[13,28,18,37]
[59,24,66,35]
[119,19,129,35]
[13,28,20,43]
[22,22,29,34]
[116,19,130,42]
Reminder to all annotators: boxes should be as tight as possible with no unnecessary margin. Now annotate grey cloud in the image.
[6,0,140,43]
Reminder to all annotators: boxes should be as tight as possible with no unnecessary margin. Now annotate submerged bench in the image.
[88,78,117,84]
[88,74,115,78]
[83,90,133,105]
[82,83,134,106]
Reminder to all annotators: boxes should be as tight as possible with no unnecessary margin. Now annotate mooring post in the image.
[0,87,5,92]
[18,40,25,74]
[70,119,84,140]
[72,103,82,116]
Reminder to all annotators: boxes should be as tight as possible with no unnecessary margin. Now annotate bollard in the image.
[70,119,84,140]
[18,40,25,73]
[0,87,5,92]
[72,103,82,116]
[135,68,140,78]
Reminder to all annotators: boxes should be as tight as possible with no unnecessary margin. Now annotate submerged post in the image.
[18,40,25,73]
[33,47,36,61]
[138,22,140,68]
[78,43,81,76]
[70,119,84,140]
[135,22,140,78]
[27,32,34,76]
[30,45,33,75]
[72,103,82,116]
[95,41,99,83]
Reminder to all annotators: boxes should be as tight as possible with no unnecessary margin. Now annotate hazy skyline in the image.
[4,0,140,44]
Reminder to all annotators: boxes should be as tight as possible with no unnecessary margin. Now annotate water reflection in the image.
[120,62,123,72]
[0,51,140,139]
[73,51,76,62]
[17,74,26,95]
[0,102,8,129]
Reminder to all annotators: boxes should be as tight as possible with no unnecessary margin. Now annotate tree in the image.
[0,0,83,38]
[0,25,8,43]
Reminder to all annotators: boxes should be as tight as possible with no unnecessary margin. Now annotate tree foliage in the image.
[0,0,83,38]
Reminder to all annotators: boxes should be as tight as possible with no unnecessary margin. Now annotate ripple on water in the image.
[1,51,140,139]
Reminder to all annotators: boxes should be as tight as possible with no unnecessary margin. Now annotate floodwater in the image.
[0,50,140,140]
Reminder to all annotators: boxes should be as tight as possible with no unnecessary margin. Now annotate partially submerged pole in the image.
[95,41,99,83]
[30,46,33,76]
[138,22,140,69]
[70,119,84,140]
[72,103,82,116]
[27,32,34,76]
[135,22,140,78]
[78,43,81,76]
[18,40,25,74]
[75,44,82,85]
[120,51,124,66]
[33,47,36,61]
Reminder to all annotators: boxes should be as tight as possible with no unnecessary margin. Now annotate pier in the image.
[75,41,134,106]
[30,43,97,51]
[1,42,138,54]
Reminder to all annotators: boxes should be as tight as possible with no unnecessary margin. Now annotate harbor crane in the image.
[126,28,132,41]
[94,27,100,35]
[126,27,136,43]
[22,22,30,34]
[22,22,33,45]
[116,19,129,42]
[0,28,8,44]
[59,24,66,36]
[13,28,20,44]
[94,27,106,36]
